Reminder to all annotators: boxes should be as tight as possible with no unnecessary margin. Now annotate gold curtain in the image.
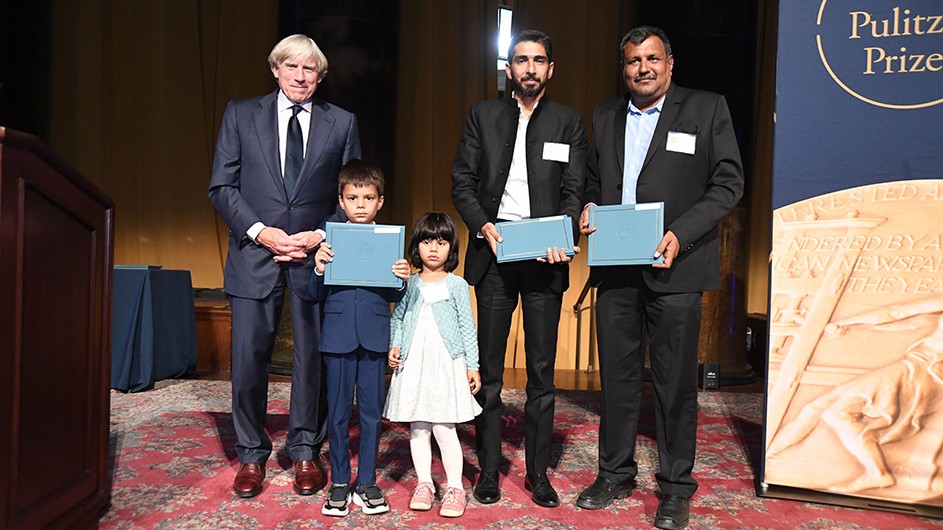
[391,0,498,248]
[43,0,772,369]
[47,0,278,289]
[392,0,635,370]
[393,0,536,368]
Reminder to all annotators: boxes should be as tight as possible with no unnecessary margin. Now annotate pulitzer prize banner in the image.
[763,0,943,516]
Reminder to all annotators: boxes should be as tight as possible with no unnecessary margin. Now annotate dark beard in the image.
[512,76,543,98]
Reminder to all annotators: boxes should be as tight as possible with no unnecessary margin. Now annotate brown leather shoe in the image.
[293,459,326,495]
[233,463,265,498]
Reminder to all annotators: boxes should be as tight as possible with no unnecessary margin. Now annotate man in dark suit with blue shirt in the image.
[576,26,744,530]
[208,34,360,499]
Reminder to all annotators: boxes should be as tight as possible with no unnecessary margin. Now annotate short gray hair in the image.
[268,34,329,76]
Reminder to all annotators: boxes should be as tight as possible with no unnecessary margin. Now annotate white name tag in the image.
[542,142,570,163]
[420,282,451,304]
[666,131,696,155]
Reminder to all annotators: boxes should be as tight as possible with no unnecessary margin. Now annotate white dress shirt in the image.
[497,99,535,221]
[247,91,313,242]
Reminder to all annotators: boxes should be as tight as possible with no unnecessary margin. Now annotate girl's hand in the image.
[467,370,481,395]
[314,242,333,274]
[388,347,401,369]
[392,258,411,280]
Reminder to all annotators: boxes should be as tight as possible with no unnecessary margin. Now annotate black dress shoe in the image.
[524,473,559,508]
[654,494,690,530]
[576,476,633,509]
[474,471,500,504]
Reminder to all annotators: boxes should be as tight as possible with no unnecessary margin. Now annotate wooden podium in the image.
[0,128,114,529]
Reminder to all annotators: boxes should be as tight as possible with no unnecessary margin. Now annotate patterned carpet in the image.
[103,380,941,529]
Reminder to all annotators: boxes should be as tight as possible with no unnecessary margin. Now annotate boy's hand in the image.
[314,242,333,274]
[467,370,481,395]
[392,258,410,280]
[388,347,401,368]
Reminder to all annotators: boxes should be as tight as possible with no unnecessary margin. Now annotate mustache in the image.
[521,73,539,82]
[634,72,657,82]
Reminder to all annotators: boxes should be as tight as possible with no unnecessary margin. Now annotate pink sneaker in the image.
[439,486,466,517]
[409,482,435,511]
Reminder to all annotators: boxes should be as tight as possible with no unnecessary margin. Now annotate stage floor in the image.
[200,367,765,393]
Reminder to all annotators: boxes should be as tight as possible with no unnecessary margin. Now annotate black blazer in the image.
[585,84,744,293]
[208,90,361,301]
[451,96,587,293]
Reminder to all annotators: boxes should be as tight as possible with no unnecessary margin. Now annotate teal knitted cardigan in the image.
[389,273,479,370]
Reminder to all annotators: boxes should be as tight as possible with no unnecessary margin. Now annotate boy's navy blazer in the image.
[309,273,405,354]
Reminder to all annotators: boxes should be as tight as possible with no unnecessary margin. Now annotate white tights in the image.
[410,421,464,488]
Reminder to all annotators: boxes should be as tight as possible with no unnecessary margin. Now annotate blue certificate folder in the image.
[587,202,665,266]
[495,215,575,263]
[323,222,405,287]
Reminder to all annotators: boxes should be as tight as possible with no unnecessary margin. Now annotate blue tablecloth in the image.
[111,266,198,392]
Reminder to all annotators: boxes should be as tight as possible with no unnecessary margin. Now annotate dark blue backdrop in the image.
[773,0,943,209]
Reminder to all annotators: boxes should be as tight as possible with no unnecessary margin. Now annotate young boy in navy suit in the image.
[309,160,410,516]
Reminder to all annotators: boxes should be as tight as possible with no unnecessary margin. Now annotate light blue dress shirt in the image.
[622,97,664,205]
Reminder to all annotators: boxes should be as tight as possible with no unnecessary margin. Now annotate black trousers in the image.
[595,268,702,497]
[474,258,562,476]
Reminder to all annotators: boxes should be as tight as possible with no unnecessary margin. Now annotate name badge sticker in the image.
[421,282,451,304]
[666,132,696,155]
[543,142,570,163]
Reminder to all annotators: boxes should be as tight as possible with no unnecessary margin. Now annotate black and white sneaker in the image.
[353,483,390,515]
[321,483,351,517]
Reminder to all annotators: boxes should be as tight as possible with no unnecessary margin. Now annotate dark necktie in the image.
[284,104,304,197]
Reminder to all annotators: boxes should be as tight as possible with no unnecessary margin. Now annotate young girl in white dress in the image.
[384,212,482,518]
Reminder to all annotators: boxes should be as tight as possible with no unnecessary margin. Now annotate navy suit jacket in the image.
[308,273,406,354]
[585,84,744,293]
[208,90,361,301]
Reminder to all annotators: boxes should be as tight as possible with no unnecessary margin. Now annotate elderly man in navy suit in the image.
[208,34,361,498]
[576,26,743,529]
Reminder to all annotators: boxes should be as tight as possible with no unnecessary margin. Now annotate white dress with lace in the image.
[383,295,482,423]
